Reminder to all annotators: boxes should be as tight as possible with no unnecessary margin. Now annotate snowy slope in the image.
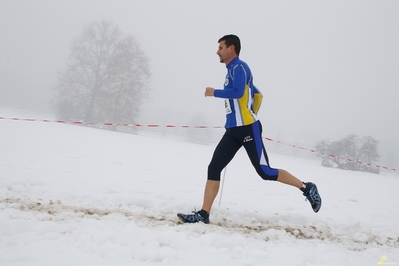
[1,109,398,266]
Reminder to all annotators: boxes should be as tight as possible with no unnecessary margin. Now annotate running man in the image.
[178,34,321,224]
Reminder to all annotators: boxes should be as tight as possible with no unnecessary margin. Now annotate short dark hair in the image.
[218,34,241,56]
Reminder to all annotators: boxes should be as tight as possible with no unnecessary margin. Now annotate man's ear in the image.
[228,45,236,55]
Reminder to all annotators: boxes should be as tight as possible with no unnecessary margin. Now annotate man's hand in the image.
[205,87,215,97]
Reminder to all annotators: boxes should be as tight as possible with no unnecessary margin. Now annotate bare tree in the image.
[53,20,151,127]
[315,134,380,173]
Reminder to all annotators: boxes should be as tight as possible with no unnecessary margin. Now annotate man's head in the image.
[217,34,241,65]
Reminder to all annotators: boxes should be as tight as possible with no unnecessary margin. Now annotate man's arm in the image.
[213,65,247,99]
[253,86,263,115]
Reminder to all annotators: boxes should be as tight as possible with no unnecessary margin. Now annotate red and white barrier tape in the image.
[1,116,397,172]
[263,137,397,172]
[0,117,224,129]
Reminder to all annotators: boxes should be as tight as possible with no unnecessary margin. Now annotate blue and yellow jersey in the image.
[214,57,263,128]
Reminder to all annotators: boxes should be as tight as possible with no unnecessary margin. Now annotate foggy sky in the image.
[1,0,398,167]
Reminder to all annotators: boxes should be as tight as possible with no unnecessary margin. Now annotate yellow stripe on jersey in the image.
[237,84,257,126]
[253,91,263,115]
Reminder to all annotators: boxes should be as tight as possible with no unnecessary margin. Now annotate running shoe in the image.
[302,182,322,213]
[177,210,210,224]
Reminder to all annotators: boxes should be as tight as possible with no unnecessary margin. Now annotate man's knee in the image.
[207,163,222,181]
[258,167,279,181]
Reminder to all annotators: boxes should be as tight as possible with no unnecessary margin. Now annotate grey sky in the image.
[1,0,398,167]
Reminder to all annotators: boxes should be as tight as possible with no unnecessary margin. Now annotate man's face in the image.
[217,41,234,64]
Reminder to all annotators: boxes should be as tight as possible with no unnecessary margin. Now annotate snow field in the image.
[1,109,398,265]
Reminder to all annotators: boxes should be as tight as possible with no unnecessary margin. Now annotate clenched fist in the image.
[205,87,215,97]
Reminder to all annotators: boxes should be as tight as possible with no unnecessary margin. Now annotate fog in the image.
[1,0,398,168]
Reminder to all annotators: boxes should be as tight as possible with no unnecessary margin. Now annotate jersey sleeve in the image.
[253,86,263,114]
[214,64,247,99]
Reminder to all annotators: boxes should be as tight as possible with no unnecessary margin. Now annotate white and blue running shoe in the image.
[302,182,322,213]
[177,210,210,224]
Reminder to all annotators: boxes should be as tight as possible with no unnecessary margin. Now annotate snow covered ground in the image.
[1,108,398,266]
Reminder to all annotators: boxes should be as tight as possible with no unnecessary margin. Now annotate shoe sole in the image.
[310,185,322,213]
[177,213,186,223]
